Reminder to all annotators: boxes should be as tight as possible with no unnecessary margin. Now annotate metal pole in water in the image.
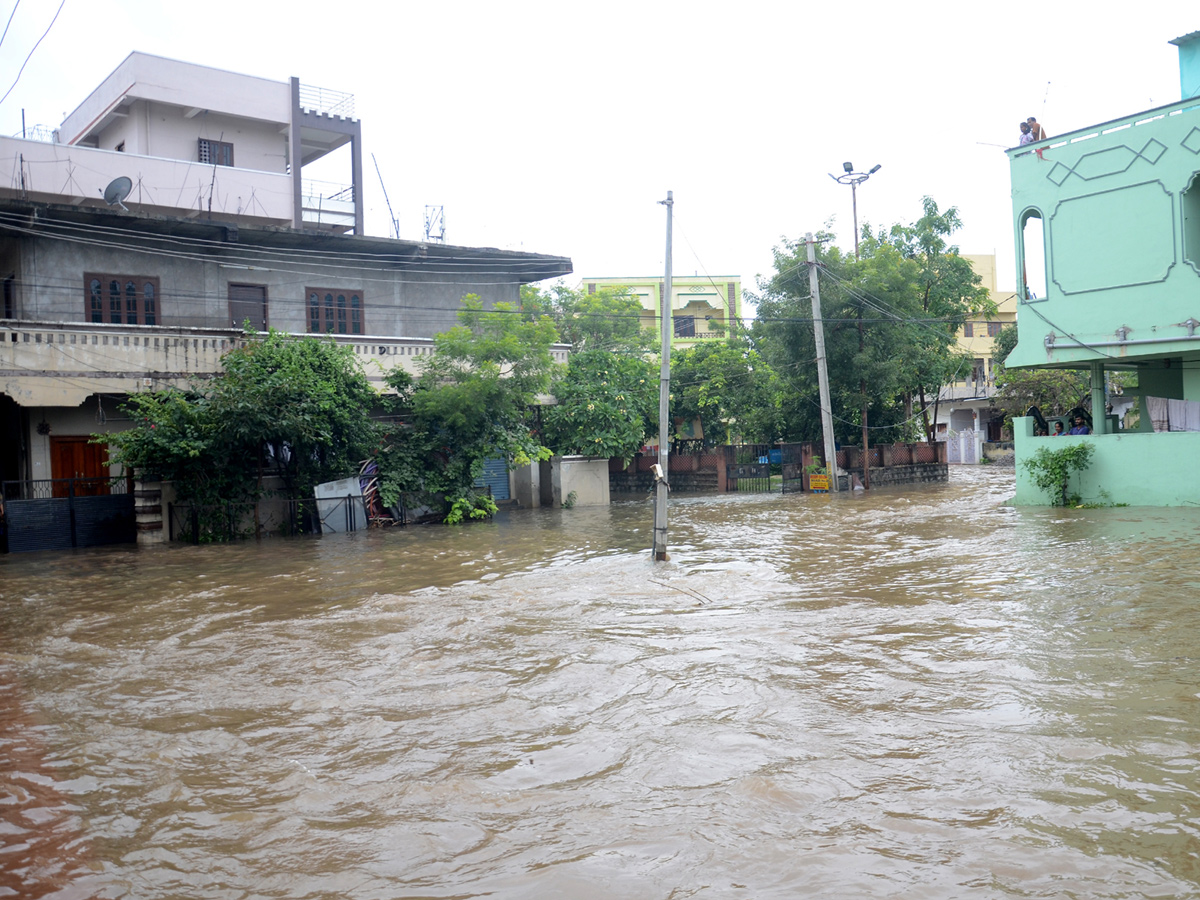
[653,190,673,561]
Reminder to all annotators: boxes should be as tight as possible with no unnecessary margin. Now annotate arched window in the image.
[309,292,321,333]
[85,274,160,324]
[1184,171,1200,273]
[306,288,365,334]
[89,279,103,322]
[125,281,138,321]
[143,282,156,325]
[108,280,121,323]
[1020,210,1047,301]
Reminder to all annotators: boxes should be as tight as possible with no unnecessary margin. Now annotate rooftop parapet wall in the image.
[0,135,294,224]
[1005,96,1200,370]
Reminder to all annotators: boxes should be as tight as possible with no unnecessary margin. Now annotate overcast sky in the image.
[0,1,1195,305]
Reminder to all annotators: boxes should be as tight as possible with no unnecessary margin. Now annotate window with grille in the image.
[198,138,234,167]
[673,315,695,337]
[307,288,364,335]
[85,274,159,325]
[987,321,1002,337]
[963,322,974,337]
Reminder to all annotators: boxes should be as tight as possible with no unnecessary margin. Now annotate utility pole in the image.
[807,233,838,492]
[653,191,673,561]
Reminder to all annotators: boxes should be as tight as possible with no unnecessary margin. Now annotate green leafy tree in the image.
[214,330,381,499]
[104,330,381,535]
[885,198,994,439]
[524,281,660,461]
[379,295,559,520]
[520,281,654,353]
[669,338,781,445]
[753,198,991,447]
[542,350,657,461]
[754,232,916,445]
[992,322,1089,427]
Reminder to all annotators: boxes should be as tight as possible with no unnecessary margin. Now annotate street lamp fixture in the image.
[829,162,882,258]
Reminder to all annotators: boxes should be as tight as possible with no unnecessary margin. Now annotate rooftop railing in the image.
[297,84,355,119]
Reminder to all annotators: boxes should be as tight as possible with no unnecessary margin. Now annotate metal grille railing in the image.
[3,477,130,500]
[297,84,355,118]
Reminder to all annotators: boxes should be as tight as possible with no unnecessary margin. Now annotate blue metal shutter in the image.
[475,457,510,501]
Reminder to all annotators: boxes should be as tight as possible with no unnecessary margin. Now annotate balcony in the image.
[1,320,570,407]
[300,178,356,231]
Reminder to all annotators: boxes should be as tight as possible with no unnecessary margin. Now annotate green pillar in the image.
[1090,360,1106,434]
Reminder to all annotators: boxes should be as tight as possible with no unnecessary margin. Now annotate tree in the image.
[105,330,381,535]
[669,338,781,445]
[524,281,659,461]
[378,295,559,520]
[754,232,919,445]
[542,350,657,461]
[992,322,1089,427]
[753,198,992,447]
[520,282,654,354]
[885,198,994,439]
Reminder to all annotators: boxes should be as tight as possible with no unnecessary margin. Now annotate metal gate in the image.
[726,444,775,492]
[2,478,135,553]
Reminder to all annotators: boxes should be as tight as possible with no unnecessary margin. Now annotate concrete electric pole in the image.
[807,233,839,492]
[653,191,673,561]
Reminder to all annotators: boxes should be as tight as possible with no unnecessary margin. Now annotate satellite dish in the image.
[101,176,133,211]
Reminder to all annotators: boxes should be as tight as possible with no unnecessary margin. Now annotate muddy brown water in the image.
[3,467,1200,899]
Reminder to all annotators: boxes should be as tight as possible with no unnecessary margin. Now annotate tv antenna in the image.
[371,153,399,239]
[424,205,445,243]
[101,176,133,211]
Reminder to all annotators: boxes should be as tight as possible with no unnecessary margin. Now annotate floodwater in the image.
[3,467,1200,899]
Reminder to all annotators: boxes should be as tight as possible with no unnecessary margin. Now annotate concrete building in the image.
[0,54,571,515]
[1007,32,1200,505]
[580,275,742,347]
[933,254,1018,443]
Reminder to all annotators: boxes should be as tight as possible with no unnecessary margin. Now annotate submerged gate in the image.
[2,478,135,553]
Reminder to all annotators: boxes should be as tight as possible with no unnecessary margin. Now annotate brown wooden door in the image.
[229,283,268,331]
[50,437,109,497]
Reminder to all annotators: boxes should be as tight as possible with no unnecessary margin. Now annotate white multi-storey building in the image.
[0,53,570,547]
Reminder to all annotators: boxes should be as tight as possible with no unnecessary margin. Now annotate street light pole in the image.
[829,162,881,259]
[829,162,881,487]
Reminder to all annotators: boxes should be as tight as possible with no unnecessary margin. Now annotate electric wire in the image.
[0,0,65,109]
[0,0,20,56]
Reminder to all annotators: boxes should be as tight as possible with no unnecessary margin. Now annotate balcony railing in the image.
[297,84,355,119]
[1,319,570,405]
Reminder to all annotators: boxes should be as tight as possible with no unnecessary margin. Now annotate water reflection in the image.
[3,468,1200,898]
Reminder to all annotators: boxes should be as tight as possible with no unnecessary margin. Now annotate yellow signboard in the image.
[809,473,830,492]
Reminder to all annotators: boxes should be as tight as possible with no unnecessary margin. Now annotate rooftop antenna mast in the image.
[371,153,399,239]
[424,205,445,243]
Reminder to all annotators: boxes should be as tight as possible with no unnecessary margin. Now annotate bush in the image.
[1022,442,1094,506]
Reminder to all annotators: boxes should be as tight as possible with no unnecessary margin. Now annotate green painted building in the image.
[1008,31,1200,506]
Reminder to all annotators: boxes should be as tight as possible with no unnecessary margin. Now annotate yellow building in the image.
[935,254,1018,441]
[580,275,742,347]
